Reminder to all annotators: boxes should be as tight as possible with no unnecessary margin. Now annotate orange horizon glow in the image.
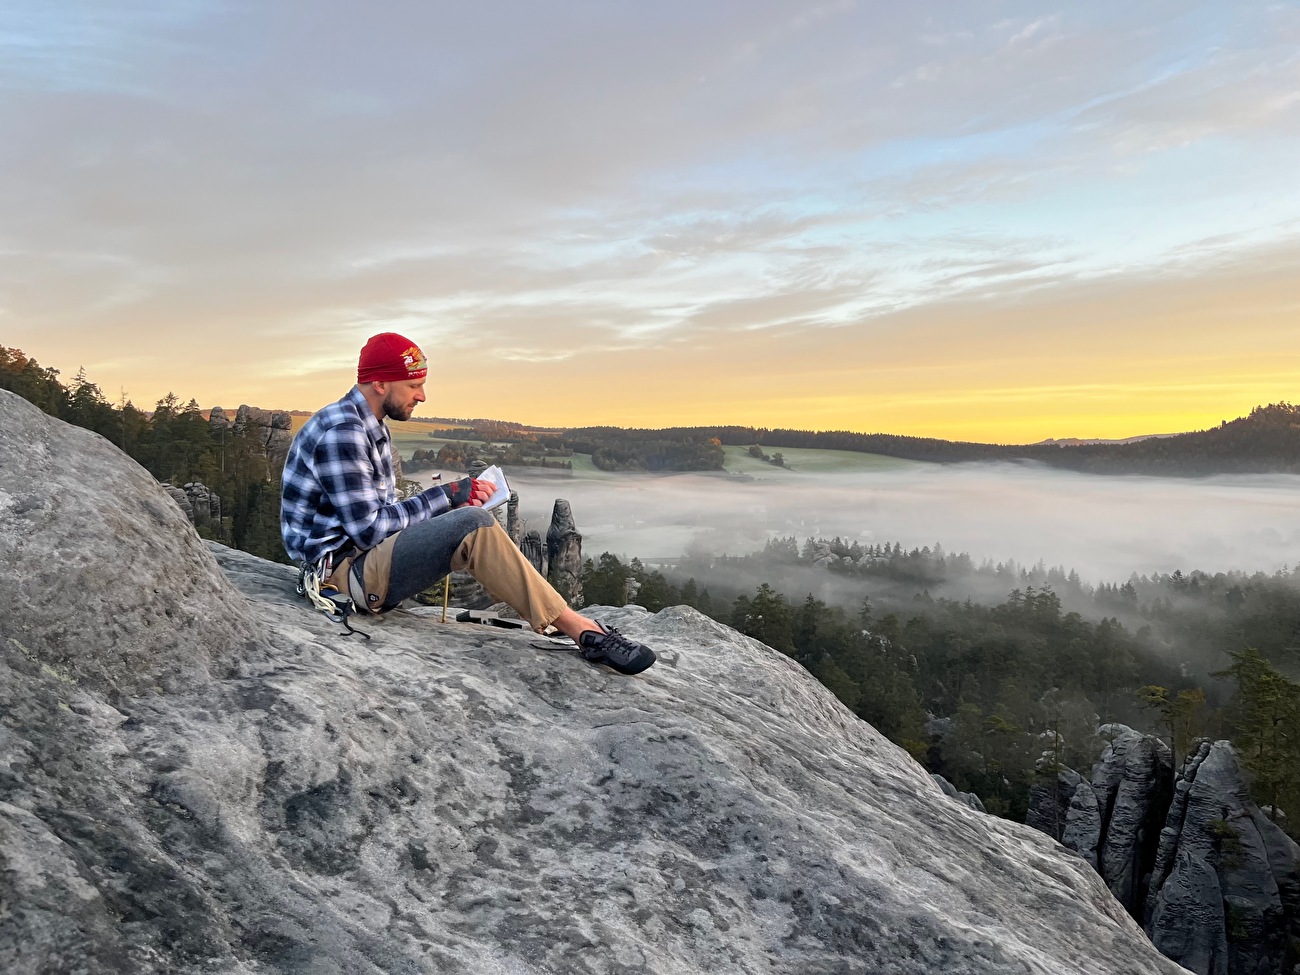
[17,241,1294,446]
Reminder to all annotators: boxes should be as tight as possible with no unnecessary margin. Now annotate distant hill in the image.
[1021,403,1300,474]
[253,400,1300,477]
[549,403,1300,476]
[355,403,1300,477]
[737,404,1300,475]
[1033,433,1178,446]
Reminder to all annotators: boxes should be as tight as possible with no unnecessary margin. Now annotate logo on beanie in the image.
[401,346,427,377]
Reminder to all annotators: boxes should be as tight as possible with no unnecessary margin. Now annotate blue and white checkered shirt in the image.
[280,385,449,567]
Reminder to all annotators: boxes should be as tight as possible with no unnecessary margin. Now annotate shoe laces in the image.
[584,624,632,659]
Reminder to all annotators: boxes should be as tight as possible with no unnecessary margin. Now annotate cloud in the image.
[0,1,1297,438]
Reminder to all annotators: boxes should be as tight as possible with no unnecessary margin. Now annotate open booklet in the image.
[475,464,511,511]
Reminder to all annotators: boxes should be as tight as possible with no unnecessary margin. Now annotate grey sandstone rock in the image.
[232,404,293,471]
[1027,768,1102,870]
[506,491,522,544]
[1028,766,1082,841]
[161,480,222,530]
[184,480,221,528]
[1147,852,1229,975]
[1091,728,1174,917]
[545,498,583,607]
[931,774,987,813]
[1064,778,1104,871]
[162,482,195,522]
[0,389,264,700]
[520,529,546,575]
[1251,804,1300,941]
[1033,731,1300,975]
[1145,741,1297,975]
[0,392,1192,975]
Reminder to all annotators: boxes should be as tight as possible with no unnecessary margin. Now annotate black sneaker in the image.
[577,622,656,675]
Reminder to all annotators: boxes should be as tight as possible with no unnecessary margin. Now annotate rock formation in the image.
[932,774,987,813]
[160,480,223,532]
[1145,740,1300,975]
[1027,727,1175,917]
[0,389,1192,975]
[184,480,221,529]
[0,390,264,703]
[1091,727,1175,916]
[161,483,194,523]
[1028,726,1300,975]
[1028,766,1102,870]
[546,498,583,607]
[520,529,546,576]
[623,573,642,606]
[1147,852,1229,975]
[232,404,294,471]
[506,491,522,544]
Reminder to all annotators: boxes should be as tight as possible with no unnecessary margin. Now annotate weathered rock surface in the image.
[506,491,522,544]
[0,390,264,701]
[1147,852,1229,975]
[1093,727,1174,917]
[160,480,223,531]
[931,774,987,813]
[1,392,1191,975]
[1145,741,1299,975]
[162,482,195,522]
[520,529,546,576]
[1028,724,1300,975]
[1028,767,1102,870]
[545,498,583,607]
[1064,778,1104,871]
[184,480,221,528]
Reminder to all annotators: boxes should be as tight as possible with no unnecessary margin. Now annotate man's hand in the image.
[467,479,496,507]
[442,476,497,508]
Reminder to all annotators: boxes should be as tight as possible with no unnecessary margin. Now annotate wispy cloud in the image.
[0,1,1297,436]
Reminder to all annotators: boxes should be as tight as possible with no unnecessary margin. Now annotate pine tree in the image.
[1214,648,1300,827]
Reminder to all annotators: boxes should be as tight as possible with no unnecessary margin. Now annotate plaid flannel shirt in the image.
[280,385,449,567]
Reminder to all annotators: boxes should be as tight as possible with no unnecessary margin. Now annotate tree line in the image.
[304,400,1300,476]
[439,404,1300,474]
[668,404,1300,474]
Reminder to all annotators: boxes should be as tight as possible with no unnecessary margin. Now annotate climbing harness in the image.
[296,556,371,640]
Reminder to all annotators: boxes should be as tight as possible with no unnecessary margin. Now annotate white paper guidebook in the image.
[476,465,511,511]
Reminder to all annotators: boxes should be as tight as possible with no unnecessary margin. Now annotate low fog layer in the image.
[503,462,1300,588]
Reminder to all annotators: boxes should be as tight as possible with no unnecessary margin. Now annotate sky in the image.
[1,2,1298,443]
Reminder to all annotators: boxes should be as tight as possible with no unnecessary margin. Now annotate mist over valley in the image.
[478,456,1300,602]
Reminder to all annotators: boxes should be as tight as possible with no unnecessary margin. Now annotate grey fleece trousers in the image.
[327,506,568,632]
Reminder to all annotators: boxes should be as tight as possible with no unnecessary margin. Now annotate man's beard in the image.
[383,397,415,422]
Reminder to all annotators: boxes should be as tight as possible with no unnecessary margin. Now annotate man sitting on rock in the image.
[279,331,656,675]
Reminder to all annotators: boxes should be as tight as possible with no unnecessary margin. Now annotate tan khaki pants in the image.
[328,521,568,632]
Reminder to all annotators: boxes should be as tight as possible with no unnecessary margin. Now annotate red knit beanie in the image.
[358,332,427,384]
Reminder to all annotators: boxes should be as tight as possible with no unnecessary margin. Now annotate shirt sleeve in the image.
[313,422,450,550]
